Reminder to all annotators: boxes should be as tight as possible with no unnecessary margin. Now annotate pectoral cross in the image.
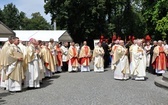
[138,47,143,52]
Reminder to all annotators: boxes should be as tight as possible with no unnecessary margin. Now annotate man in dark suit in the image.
[102,40,110,68]
[149,41,157,74]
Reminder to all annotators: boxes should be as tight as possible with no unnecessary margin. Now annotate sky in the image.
[0,0,51,22]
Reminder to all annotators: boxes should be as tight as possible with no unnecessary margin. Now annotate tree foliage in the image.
[142,0,168,39]
[1,1,168,41]
[1,3,21,30]
[0,3,51,30]
[44,0,149,43]
[21,12,52,30]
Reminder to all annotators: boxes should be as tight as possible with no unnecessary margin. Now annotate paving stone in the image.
[0,66,168,105]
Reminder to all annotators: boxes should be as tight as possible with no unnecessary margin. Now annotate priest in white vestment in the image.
[111,40,119,70]
[131,40,146,80]
[129,40,137,74]
[93,42,105,72]
[6,37,24,92]
[112,40,130,80]
[24,38,40,88]
[0,36,13,88]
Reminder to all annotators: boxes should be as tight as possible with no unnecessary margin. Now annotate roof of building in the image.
[0,21,15,39]
[59,31,73,42]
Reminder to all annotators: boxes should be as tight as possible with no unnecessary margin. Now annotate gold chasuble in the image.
[27,44,36,63]
[0,41,12,69]
[48,42,57,66]
[18,43,28,73]
[41,46,55,72]
[0,41,12,81]
[6,44,24,82]
[112,45,125,70]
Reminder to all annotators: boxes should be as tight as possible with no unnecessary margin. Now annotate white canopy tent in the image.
[0,38,8,41]
[14,30,66,41]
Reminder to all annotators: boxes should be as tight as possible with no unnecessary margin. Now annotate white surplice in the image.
[131,46,146,80]
[94,56,104,72]
[24,54,40,88]
[81,66,90,72]
[93,46,104,72]
[0,68,7,88]
[113,46,130,80]
[6,62,22,91]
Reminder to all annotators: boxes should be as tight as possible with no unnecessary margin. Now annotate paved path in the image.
[0,67,168,105]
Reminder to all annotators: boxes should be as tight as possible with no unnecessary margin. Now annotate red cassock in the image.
[152,47,167,70]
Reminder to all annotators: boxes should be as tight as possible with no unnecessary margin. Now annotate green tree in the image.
[22,12,51,30]
[45,0,168,42]
[142,0,168,39]
[1,3,51,30]
[121,0,145,38]
[0,9,4,21]
[2,3,21,30]
[155,14,168,40]
[44,0,110,43]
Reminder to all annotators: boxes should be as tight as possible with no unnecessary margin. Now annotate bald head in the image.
[70,42,75,46]
[29,38,37,46]
[8,36,14,44]
[133,39,137,44]
[153,41,157,46]
[158,40,163,46]
[49,38,54,43]
[64,42,68,47]
[83,41,87,45]
[137,40,142,46]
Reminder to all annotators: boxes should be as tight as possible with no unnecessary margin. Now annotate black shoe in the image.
[56,71,61,73]
[157,74,162,76]
[9,91,17,93]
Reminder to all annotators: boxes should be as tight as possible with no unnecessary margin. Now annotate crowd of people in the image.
[0,36,101,92]
[111,39,168,80]
[0,36,168,92]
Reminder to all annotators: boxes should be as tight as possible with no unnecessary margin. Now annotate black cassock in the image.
[102,42,110,68]
[149,45,157,74]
